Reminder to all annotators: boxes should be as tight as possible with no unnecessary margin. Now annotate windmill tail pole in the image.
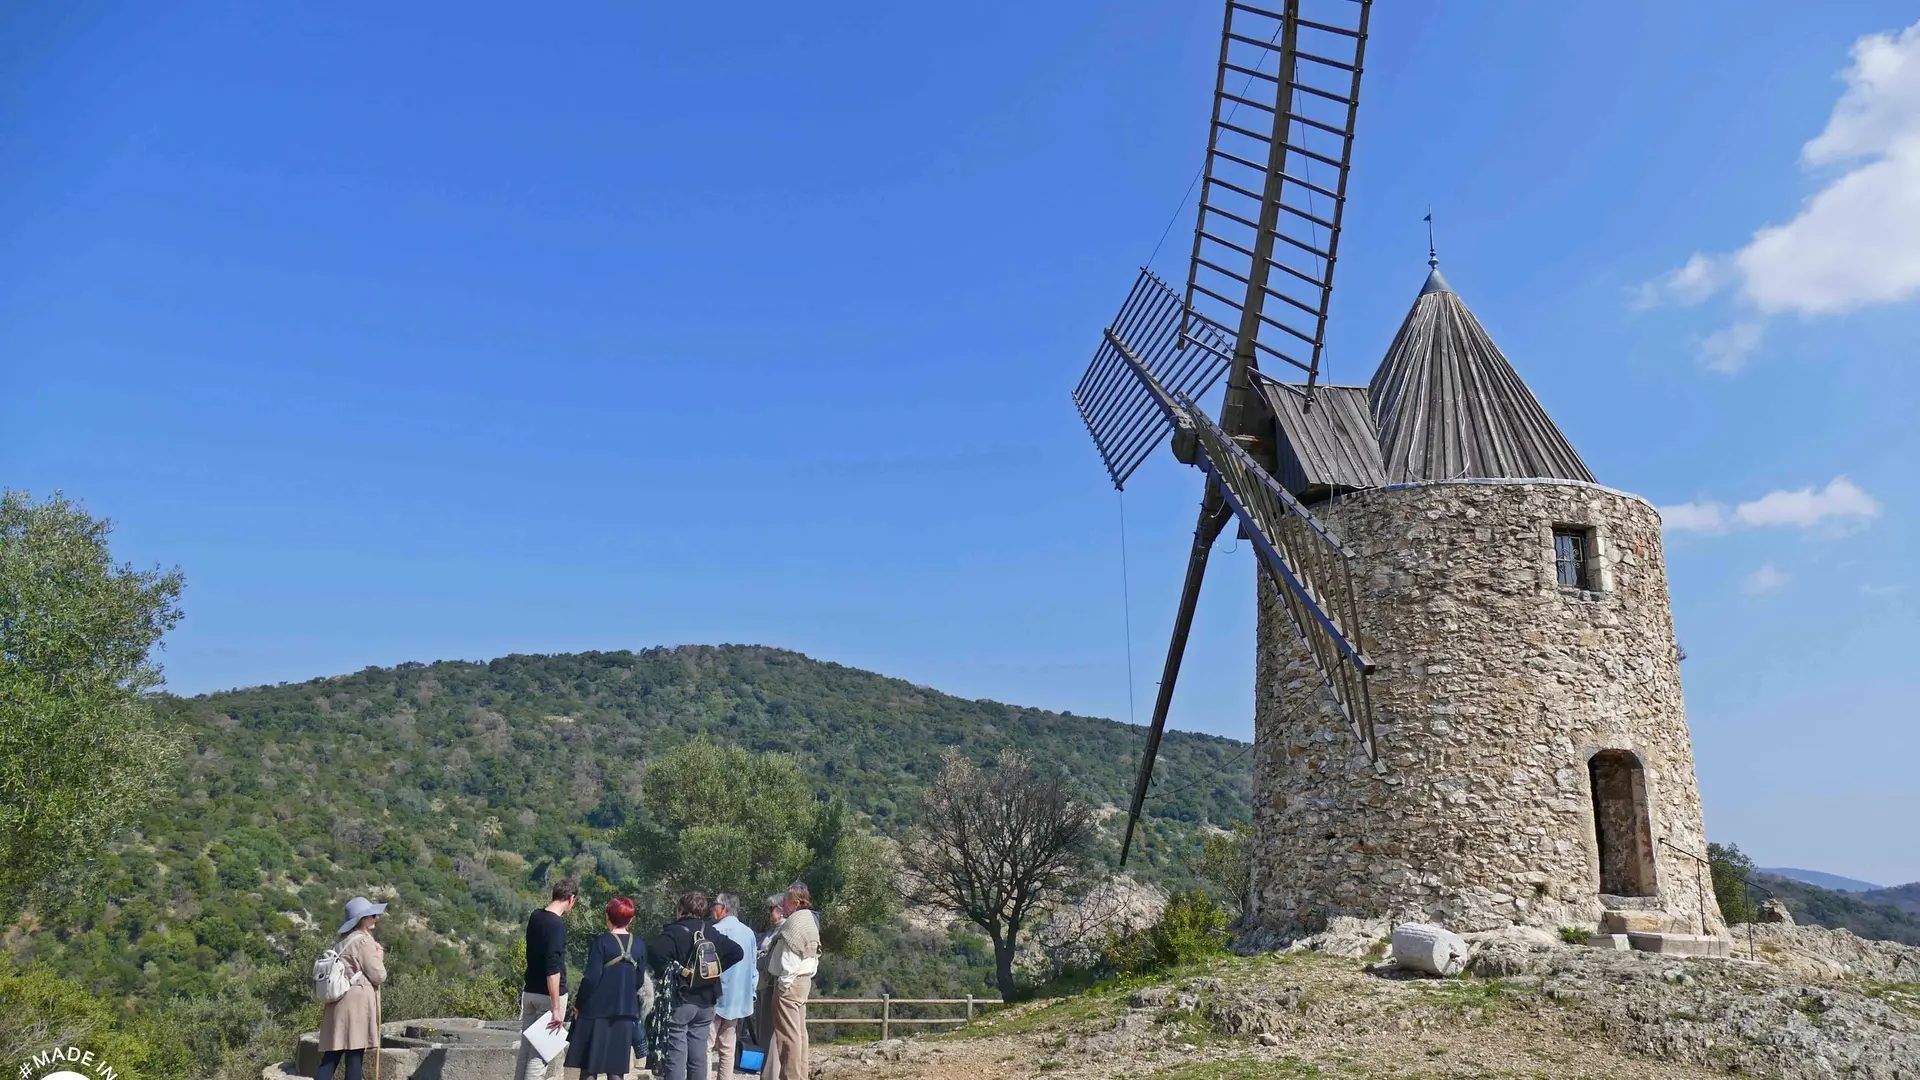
[1120,490,1231,865]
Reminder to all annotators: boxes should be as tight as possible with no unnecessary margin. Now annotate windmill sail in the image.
[1074,270,1233,489]
[1074,0,1376,866]
[1181,387,1375,755]
[1183,0,1370,395]
[1103,328,1375,758]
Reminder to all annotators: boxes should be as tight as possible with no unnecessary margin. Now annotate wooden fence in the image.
[805,995,1005,1040]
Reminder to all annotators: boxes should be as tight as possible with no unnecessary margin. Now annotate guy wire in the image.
[1118,490,1139,731]
[1143,19,1288,272]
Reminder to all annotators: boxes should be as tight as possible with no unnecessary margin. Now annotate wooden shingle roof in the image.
[1259,267,1594,498]
[1365,268,1594,484]
[1254,379,1388,497]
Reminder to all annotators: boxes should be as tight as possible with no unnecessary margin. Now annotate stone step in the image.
[1599,909,1681,935]
[1625,932,1730,958]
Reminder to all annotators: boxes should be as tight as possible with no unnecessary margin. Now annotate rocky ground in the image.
[813,923,1920,1080]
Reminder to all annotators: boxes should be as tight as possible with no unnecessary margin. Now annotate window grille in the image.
[1553,528,1592,590]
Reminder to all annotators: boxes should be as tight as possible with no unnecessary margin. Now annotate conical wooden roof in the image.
[1365,268,1594,484]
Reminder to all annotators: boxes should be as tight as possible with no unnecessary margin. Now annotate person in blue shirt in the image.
[706,893,759,1079]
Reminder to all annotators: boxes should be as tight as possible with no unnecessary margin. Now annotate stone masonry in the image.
[1250,479,1725,939]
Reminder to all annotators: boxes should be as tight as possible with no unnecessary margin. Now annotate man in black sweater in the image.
[647,892,745,1080]
[514,878,578,1080]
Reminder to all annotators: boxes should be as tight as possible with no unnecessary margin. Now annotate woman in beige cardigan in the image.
[317,896,389,1080]
[764,883,820,1080]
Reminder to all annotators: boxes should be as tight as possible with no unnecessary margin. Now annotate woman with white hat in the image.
[317,896,389,1080]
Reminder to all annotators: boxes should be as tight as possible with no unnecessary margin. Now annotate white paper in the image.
[521,1010,567,1063]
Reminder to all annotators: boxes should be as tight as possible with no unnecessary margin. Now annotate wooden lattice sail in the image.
[1072,0,1376,864]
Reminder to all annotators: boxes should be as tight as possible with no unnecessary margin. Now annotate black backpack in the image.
[676,924,723,989]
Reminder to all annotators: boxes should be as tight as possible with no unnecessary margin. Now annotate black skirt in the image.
[565,1016,636,1076]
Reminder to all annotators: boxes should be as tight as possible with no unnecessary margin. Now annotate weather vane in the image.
[1425,206,1438,268]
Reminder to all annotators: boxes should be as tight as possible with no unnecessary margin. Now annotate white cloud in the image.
[1638,21,1920,332]
[1659,501,1730,533]
[1697,321,1765,373]
[1860,583,1907,596]
[1744,563,1790,594]
[1660,476,1880,533]
[1733,476,1880,528]
[1633,253,1725,310]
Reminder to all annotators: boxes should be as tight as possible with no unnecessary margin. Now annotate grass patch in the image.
[952,986,1128,1038]
[1790,993,1830,1021]
[1149,1055,1327,1078]
[1558,926,1593,945]
[1860,981,1920,1018]
[1407,976,1518,1013]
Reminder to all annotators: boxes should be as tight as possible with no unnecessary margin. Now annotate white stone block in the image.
[1392,922,1469,976]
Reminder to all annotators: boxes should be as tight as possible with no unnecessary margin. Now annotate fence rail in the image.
[805,995,1006,1041]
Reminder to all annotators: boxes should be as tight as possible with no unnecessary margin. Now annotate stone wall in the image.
[1250,479,1724,939]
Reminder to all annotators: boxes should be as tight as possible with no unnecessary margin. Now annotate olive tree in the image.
[1709,842,1757,925]
[615,739,897,952]
[900,750,1098,999]
[0,491,184,913]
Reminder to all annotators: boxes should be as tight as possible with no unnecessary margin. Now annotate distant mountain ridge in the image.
[1761,867,1885,894]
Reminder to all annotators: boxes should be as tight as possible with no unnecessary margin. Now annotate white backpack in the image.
[312,945,356,1003]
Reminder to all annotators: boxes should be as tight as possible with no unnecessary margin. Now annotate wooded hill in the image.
[1754,874,1920,946]
[18,645,1250,1005]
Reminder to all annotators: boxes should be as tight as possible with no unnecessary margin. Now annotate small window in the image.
[1554,527,1594,590]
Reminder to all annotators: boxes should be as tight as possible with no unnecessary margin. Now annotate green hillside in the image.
[18,645,1251,1007]
[1753,874,1920,947]
[1860,882,1920,917]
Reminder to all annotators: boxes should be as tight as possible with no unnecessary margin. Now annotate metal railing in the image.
[805,994,1005,1040]
[1657,836,1781,961]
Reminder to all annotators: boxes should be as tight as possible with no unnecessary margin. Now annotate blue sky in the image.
[5,2,1917,883]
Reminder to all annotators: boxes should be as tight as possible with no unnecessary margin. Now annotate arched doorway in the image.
[1589,750,1656,897]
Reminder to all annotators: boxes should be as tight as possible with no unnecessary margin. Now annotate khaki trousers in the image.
[514,992,566,1080]
[770,976,810,1080]
[709,1016,742,1080]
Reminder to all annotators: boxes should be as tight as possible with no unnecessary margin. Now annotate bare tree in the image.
[901,750,1099,999]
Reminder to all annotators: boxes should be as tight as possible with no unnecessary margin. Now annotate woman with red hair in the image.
[565,897,644,1080]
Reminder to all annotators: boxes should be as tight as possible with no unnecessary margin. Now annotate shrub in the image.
[1193,828,1251,916]
[1709,842,1757,925]
[1557,926,1592,945]
[1097,890,1228,977]
[0,962,194,1080]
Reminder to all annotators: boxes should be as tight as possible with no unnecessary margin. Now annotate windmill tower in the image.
[1073,0,1725,944]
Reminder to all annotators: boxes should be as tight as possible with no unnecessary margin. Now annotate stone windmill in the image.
[1073,0,1725,948]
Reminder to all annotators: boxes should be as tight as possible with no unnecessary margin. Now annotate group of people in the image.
[311,878,821,1080]
[517,877,821,1080]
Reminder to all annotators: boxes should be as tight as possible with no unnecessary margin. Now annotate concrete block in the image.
[1626,932,1730,958]
[282,1020,513,1080]
[1586,933,1631,951]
